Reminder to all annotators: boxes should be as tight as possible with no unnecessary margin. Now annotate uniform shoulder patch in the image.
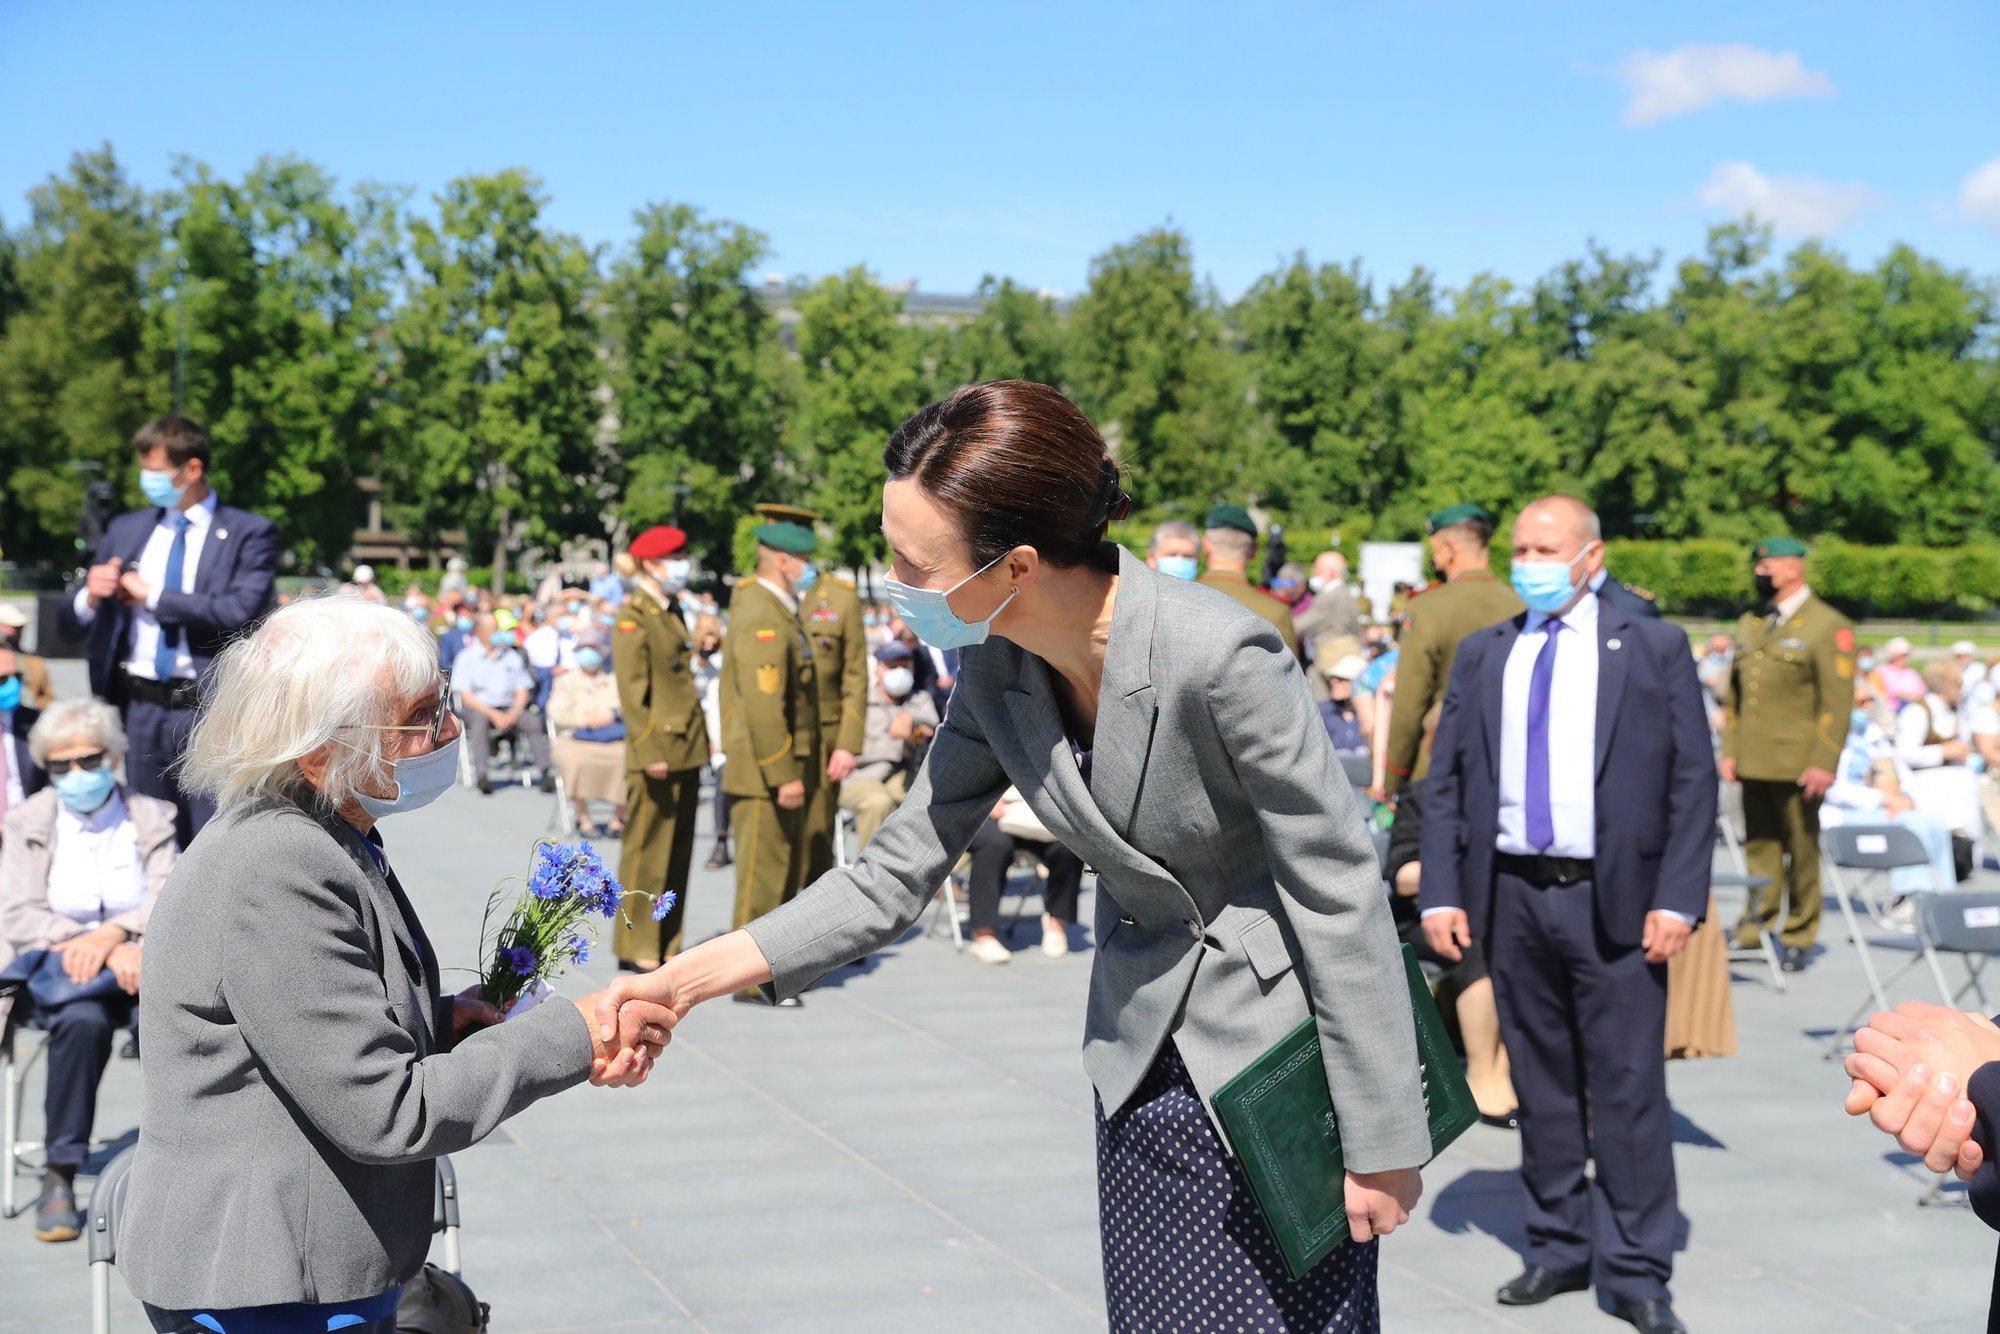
[755,663,782,696]
[1834,627,1855,654]
[615,618,641,633]
[755,628,778,641]
[1628,584,1657,602]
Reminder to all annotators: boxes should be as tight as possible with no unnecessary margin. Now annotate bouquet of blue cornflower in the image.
[476,839,677,1012]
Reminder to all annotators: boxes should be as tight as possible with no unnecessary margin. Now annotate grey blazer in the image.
[121,802,593,1309]
[747,547,1431,1173]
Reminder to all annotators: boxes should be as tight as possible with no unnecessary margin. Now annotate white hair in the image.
[184,593,443,818]
[1148,519,1197,553]
[28,698,126,768]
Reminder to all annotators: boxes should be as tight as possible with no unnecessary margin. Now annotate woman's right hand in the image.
[574,988,680,1088]
[1344,1167,1422,1242]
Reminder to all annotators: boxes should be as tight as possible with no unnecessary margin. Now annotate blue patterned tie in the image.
[153,514,188,682]
[1524,617,1564,852]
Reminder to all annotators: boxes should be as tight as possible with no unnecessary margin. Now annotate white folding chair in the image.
[546,710,576,837]
[1716,813,1786,992]
[1822,823,1959,1058]
[1,1004,49,1220]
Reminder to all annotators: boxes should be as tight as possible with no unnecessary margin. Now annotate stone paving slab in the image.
[2,671,1994,1329]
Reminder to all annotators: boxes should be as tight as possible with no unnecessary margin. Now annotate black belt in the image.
[1495,851,1595,886]
[120,671,201,709]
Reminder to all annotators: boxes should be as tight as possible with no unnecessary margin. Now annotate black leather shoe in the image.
[1780,946,1811,973]
[476,776,493,796]
[1610,1295,1686,1333]
[1496,1265,1589,1306]
[705,842,732,869]
[1478,1109,1520,1130]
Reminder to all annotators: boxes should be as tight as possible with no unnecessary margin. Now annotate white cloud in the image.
[1959,157,2000,230]
[1695,161,1880,237]
[1619,43,1833,125]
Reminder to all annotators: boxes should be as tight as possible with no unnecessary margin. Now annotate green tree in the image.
[790,267,921,567]
[384,171,604,588]
[935,275,1068,390]
[1068,228,1256,512]
[150,156,402,569]
[0,146,160,563]
[606,202,791,569]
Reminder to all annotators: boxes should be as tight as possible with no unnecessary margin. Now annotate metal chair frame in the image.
[1715,814,1786,992]
[2,1011,49,1220]
[545,708,577,838]
[1820,823,1970,1060]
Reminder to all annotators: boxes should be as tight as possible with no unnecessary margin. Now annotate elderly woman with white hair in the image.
[0,698,177,1244]
[117,596,680,1334]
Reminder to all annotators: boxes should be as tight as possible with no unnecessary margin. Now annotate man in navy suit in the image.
[1419,494,1715,1334]
[57,416,279,847]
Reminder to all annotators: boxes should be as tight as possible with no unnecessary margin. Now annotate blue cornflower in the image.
[650,891,678,923]
[566,934,591,966]
[498,945,538,977]
[527,843,570,901]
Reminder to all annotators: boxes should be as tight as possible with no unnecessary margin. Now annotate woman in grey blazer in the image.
[610,381,1429,1331]
[120,597,679,1334]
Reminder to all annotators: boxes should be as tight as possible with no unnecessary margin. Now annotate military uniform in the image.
[1198,504,1301,657]
[721,531,824,939]
[611,526,710,964]
[1722,541,1855,952]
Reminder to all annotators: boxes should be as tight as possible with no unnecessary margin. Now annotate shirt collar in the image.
[756,577,798,615]
[1526,590,1599,636]
[59,787,128,834]
[163,493,219,530]
[1774,585,1812,622]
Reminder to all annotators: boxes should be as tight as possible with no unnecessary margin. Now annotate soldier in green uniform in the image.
[1721,536,1855,970]
[720,521,823,1006]
[610,525,710,968]
[1196,504,1300,657]
[754,503,869,881]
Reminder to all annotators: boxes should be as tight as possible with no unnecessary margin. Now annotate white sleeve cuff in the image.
[71,585,97,625]
[1656,910,1696,925]
[1419,906,1461,919]
[144,583,162,612]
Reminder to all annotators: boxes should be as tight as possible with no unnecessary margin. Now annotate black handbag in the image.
[396,1264,489,1333]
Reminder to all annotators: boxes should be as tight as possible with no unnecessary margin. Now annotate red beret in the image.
[628,525,687,560]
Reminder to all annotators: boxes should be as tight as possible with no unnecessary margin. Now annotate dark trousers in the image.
[1488,870,1675,1302]
[29,992,135,1168]
[711,764,732,840]
[966,818,1083,934]
[124,698,210,849]
[461,707,551,781]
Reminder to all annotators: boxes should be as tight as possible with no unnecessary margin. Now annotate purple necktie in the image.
[1525,618,1564,852]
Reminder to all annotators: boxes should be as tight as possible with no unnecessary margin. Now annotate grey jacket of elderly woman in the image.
[0,786,179,1032]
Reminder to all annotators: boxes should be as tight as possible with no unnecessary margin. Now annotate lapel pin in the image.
[215,528,228,542]
[1607,638,1622,650]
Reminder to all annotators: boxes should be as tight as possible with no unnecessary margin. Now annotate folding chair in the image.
[1716,814,1785,992]
[1339,752,1373,790]
[1822,823,1957,1058]
[1,1000,49,1220]
[834,808,857,869]
[433,1153,464,1275]
[545,710,576,838]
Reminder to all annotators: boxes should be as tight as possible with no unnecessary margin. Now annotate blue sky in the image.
[2,1,1995,299]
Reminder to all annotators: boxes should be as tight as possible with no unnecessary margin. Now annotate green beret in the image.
[1425,503,1495,534]
[1204,504,1258,537]
[754,521,817,555]
[1751,536,1808,561]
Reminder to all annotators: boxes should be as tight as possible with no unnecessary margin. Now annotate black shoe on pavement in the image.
[705,842,732,870]
[1496,1265,1590,1307]
[539,770,558,794]
[1610,1296,1687,1333]
[119,1032,139,1059]
[1780,946,1811,973]
[476,776,493,796]
[33,1171,80,1243]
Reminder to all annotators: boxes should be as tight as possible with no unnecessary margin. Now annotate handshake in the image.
[571,929,776,1088]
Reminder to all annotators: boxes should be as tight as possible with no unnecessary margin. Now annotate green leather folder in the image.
[1212,943,1477,1279]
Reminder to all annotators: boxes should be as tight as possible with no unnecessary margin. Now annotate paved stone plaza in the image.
[3,714,1995,1328]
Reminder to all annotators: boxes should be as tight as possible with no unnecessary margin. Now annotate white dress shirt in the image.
[45,790,149,928]
[70,493,219,682]
[0,721,23,809]
[1497,593,1600,858]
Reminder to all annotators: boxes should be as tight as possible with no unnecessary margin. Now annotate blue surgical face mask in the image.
[139,467,185,509]
[410,606,430,625]
[0,676,19,713]
[599,613,617,628]
[884,551,1018,650]
[54,766,116,814]
[576,647,605,672]
[491,630,516,649]
[355,734,462,821]
[1851,707,1872,733]
[1510,544,1596,615]
[455,615,474,632]
[794,561,819,595]
[1156,555,1198,581]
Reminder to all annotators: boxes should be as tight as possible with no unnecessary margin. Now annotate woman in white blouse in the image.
[0,698,177,1243]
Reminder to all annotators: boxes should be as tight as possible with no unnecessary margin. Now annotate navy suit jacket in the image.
[1597,574,1663,620]
[57,505,281,701]
[5,706,46,802]
[1417,598,1717,947]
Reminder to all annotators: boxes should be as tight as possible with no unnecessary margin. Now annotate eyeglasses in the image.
[46,751,108,775]
[341,677,456,748]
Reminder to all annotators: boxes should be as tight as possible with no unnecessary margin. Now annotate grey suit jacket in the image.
[747,548,1431,1172]
[121,802,593,1309]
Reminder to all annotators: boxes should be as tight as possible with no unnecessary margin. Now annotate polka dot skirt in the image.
[1096,1042,1379,1333]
